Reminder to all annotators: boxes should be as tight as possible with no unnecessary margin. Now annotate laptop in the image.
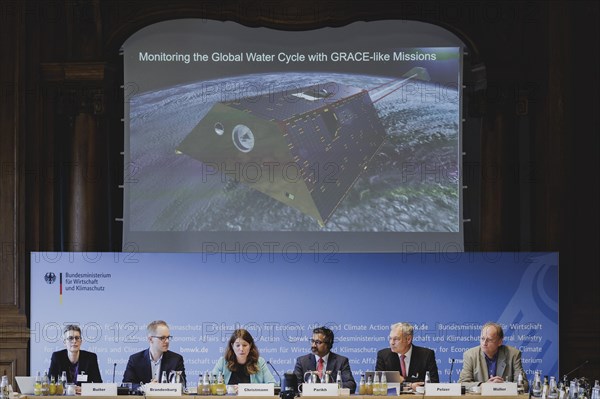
[15,376,37,394]
[365,371,403,383]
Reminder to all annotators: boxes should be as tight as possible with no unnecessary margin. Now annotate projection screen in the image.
[122,19,465,253]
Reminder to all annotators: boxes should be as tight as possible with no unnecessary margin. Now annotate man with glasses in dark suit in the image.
[293,326,357,393]
[123,320,186,385]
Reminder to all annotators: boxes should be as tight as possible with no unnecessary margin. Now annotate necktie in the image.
[400,354,407,378]
[317,357,324,379]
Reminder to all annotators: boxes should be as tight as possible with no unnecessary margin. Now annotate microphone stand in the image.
[564,360,589,379]
[266,360,282,387]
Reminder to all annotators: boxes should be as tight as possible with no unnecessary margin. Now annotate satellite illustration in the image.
[128,70,459,232]
[176,82,387,226]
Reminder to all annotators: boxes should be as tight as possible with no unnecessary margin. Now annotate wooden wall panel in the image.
[0,2,29,387]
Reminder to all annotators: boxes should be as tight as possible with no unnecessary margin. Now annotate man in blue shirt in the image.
[459,322,528,390]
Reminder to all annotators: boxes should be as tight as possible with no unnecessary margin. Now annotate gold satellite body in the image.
[177,82,387,226]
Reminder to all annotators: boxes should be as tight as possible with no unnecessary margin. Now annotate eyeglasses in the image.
[65,336,82,342]
[388,336,405,342]
[480,337,497,344]
[310,339,326,345]
[151,335,173,342]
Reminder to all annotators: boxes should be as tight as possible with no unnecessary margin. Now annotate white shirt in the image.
[397,346,415,378]
[150,353,164,382]
[314,353,330,377]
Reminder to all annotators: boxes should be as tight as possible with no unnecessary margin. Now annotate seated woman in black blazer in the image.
[48,324,103,385]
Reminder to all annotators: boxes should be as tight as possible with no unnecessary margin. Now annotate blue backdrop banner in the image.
[30,252,558,384]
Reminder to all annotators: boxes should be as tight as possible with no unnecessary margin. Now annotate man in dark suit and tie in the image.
[294,326,357,393]
[376,322,439,389]
[123,320,186,386]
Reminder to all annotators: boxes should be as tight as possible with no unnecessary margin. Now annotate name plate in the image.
[425,383,462,396]
[143,383,182,396]
[481,382,518,396]
[302,383,339,396]
[238,383,275,396]
[81,383,118,396]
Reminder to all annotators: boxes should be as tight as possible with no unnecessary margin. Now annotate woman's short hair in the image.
[63,324,82,335]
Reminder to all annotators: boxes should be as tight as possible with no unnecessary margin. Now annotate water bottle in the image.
[569,380,579,399]
[216,373,225,396]
[55,376,64,396]
[518,372,525,395]
[41,371,49,396]
[161,371,167,384]
[358,374,366,395]
[34,372,42,396]
[336,371,343,390]
[196,373,204,395]
[202,372,210,396]
[210,375,217,395]
[543,376,549,399]
[532,371,543,398]
[373,371,381,396]
[590,380,600,399]
[548,377,559,399]
[425,371,431,385]
[60,371,67,389]
[310,371,318,384]
[1,375,9,399]
[559,381,567,399]
[381,371,388,395]
[366,375,373,395]
[48,376,56,396]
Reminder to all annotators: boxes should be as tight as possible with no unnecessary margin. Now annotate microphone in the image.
[266,360,282,387]
[112,363,117,383]
[449,358,455,383]
[283,372,299,395]
[563,360,589,379]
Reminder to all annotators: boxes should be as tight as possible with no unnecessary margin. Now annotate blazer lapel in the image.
[326,353,335,372]
[408,347,421,377]
[144,349,153,382]
[496,347,507,378]
[479,349,490,380]
[389,350,401,371]
[308,355,317,371]
[162,351,172,371]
